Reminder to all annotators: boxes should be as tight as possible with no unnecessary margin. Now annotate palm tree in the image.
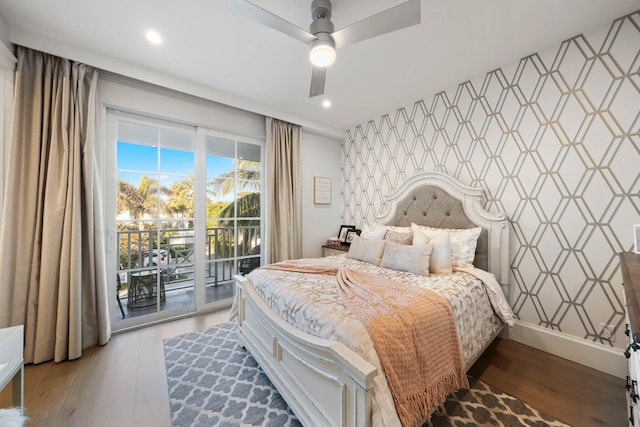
[218,192,260,220]
[117,175,169,268]
[209,160,261,260]
[207,200,228,229]
[212,192,261,261]
[166,177,194,219]
[117,176,168,223]
[208,159,260,198]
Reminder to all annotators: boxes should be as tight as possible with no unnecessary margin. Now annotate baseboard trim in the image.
[508,321,626,379]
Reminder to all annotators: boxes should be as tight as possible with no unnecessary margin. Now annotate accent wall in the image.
[341,11,640,375]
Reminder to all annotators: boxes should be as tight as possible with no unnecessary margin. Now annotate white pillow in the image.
[380,241,432,276]
[360,222,388,240]
[449,227,482,267]
[413,224,482,267]
[412,224,452,274]
[346,235,387,265]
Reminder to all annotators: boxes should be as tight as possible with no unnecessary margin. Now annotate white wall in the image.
[301,130,343,258]
[0,11,10,53]
[99,71,265,140]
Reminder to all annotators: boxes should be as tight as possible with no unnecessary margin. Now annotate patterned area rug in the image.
[427,377,570,427]
[163,323,570,427]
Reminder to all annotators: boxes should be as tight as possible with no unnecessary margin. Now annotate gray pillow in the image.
[385,229,413,245]
[380,241,432,276]
[347,235,387,265]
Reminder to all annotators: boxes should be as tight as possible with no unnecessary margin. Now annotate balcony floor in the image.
[115,280,234,321]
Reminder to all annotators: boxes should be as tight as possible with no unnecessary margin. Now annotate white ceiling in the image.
[0,0,638,137]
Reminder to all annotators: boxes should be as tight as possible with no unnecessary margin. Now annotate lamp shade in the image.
[309,36,336,67]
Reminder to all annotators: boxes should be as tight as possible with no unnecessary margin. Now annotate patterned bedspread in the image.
[244,254,504,427]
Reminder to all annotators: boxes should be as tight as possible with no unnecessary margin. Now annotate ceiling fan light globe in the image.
[310,42,336,67]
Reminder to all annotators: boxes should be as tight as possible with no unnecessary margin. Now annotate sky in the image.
[117,141,234,189]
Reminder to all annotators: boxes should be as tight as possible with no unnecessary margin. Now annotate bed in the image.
[232,172,513,427]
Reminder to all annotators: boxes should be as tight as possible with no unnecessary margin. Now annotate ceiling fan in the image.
[228,0,421,97]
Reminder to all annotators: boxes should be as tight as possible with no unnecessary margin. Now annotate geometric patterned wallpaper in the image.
[342,11,640,349]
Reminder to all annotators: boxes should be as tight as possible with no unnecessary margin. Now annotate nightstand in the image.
[322,244,350,257]
[0,325,23,408]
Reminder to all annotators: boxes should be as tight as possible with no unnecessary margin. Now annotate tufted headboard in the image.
[385,186,490,271]
[374,172,510,289]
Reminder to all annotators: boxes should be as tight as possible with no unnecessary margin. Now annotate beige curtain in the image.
[0,46,110,364]
[266,117,302,263]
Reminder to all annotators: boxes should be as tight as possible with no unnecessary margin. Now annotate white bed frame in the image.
[233,172,510,427]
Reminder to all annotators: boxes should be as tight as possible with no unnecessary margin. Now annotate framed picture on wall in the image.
[635,225,640,254]
[338,225,355,243]
[313,176,331,204]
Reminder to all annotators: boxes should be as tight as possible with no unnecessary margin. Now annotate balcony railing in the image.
[117,225,260,288]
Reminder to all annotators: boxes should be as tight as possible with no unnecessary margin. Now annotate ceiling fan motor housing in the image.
[309,0,336,69]
[310,0,334,35]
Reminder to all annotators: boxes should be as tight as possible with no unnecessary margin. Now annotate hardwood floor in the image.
[1,311,627,427]
[0,310,230,427]
[469,338,626,427]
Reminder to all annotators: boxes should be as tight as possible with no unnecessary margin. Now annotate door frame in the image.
[105,110,265,331]
[195,127,265,310]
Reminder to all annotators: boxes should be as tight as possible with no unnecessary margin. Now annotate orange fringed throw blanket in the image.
[336,268,468,427]
[262,260,339,276]
[262,260,469,427]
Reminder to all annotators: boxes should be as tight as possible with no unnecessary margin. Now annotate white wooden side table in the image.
[0,325,24,408]
[321,244,349,257]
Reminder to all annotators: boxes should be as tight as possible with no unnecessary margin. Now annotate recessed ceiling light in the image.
[145,30,162,45]
[322,99,331,108]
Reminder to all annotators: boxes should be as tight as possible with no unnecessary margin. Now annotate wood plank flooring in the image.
[468,338,626,427]
[1,310,626,426]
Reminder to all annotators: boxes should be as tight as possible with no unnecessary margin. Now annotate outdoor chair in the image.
[239,244,261,275]
[116,273,125,318]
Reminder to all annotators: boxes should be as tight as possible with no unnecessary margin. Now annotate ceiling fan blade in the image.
[332,0,421,49]
[227,0,316,44]
[309,66,327,97]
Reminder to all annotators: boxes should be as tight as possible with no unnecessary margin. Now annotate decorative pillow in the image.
[387,225,412,233]
[360,222,388,240]
[347,235,387,265]
[385,229,413,245]
[411,224,452,274]
[449,227,482,267]
[413,224,482,267]
[380,241,432,276]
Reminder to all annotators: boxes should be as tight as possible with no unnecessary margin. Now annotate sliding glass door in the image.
[202,133,262,304]
[107,111,263,329]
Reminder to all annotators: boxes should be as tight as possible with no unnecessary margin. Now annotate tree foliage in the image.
[166,177,194,218]
[208,159,260,198]
[117,176,168,220]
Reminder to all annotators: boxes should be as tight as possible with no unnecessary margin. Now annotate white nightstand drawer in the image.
[0,326,23,394]
[322,244,349,257]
